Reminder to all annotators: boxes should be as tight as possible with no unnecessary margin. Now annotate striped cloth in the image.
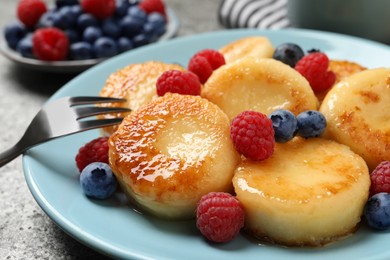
[218,0,290,29]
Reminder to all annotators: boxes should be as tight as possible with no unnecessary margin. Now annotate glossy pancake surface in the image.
[233,137,370,246]
[320,67,390,170]
[202,57,318,120]
[98,61,185,135]
[109,93,240,219]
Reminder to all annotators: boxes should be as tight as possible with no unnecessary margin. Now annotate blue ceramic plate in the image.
[0,7,179,73]
[23,29,390,260]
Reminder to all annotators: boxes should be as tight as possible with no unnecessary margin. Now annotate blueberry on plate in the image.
[117,37,133,53]
[80,162,118,199]
[93,37,118,58]
[102,18,121,39]
[364,193,390,230]
[296,110,326,138]
[127,5,147,22]
[120,16,144,38]
[77,13,99,31]
[269,109,298,143]
[4,22,27,50]
[70,42,93,60]
[16,34,35,59]
[273,43,304,67]
[83,26,103,44]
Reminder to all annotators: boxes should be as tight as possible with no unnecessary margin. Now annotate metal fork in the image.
[0,96,130,167]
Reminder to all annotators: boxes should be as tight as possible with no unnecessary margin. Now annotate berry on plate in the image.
[4,22,27,50]
[370,161,390,196]
[364,192,390,230]
[188,49,226,84]
[269,109,298,143]
[81,0,116,19]
[32,27,69,61]
[139,0,167,19]
[273,42,304,67]
[93,37,118,58]
[156,70,201,96]
[196,192,245,243]
[296,110,326,138]
[295,51,336,92]
[17,0,47,28]
[80,162,118,199]
[230,110,274,161]
[75,136,109,172]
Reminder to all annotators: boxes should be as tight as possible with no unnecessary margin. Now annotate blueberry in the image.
[115,0,131,17]
[70,5,83,18]
[120,16,143,37]
[70,42,93,60]
[269,109,298,143]
[364,193,390,230]
[127,6,147,22]
[77,13,99,32]
[102,18,121,39]
[273,43,304,67]
[296,110,326,138]
[83,26,103,44]
[144,12,166,39]
[64,29,80,43]
[117,37,133,53]
[4,22,27,50]
[80,162,118,199]
[132,33,149,47]
[16,34,35,59]
[37,10,56,28]
[93,37,118,58]
[52,6,78,29]
[55,0,79,8]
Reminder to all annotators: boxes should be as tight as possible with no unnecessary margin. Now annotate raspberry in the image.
[75,137,110,172]
[370,161,390,196]
[230,111,274,161]
[196,192,245,243]
[81,0,116,19]
[17,0,47,28]
[295,52,336,92]
[156,70,201,96]
[32,27,69,61]
[139,0,167,18]
[188,49,226,84]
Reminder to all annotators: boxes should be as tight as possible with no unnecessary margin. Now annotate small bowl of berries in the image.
[1,0,179,73]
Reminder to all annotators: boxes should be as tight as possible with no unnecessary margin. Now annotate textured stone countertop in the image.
[0,0,223,259]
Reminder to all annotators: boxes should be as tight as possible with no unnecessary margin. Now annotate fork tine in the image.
[69,96,127,106]
[75,106,131,119]
[78,118,125,130]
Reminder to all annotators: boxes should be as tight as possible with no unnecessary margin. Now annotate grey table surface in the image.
[0,0,224,259]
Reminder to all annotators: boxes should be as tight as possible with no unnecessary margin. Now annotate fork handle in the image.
[0,143,26,167]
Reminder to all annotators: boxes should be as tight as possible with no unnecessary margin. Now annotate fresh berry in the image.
[117,37,133,53]
[156,70,201,96]
[120,16,144,38]
[132,33,149,47]
[145,12,166,37]
[16,34,35,58]
[273,43,304,67]
[296,110,326,138]
[4,22,27,50]
[64,29,80,43]
[75,136,109,172]
[77,13,99,31]
[139,0,167,19]
[364,192,390,230]
[102,18,121,39]
[17,0,48,28]
[70,42,93,60]
[128,5,148,22]
[83,26,103,43]
[269,109,298,143]
[196,192,245,243]
[295,52,336,92]
[188,49,226,84]
[52,6,78,29]
[80,162,118,199]
[81,0,116,19]
[32,27,69,61]
[230,110,275,161]
[370,161,390,196]
[93,37,118,58]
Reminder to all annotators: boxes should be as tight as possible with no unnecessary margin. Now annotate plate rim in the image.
[22,28,390,260]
